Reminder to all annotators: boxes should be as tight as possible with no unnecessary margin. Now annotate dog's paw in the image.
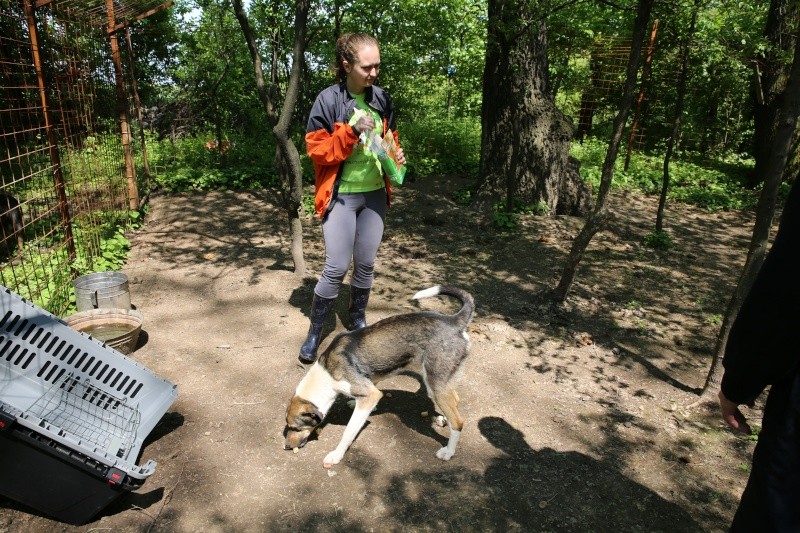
[323,450,344,469]
[433,415,448,427]
[436,447,455,461]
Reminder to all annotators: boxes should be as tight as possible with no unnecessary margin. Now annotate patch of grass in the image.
[571,138,759,211]
[452,185,476,206]
[400,117,481,177]
[642,229,673,251]
[302,194,315,217]
[492,204,520,231]
[625,300,642,310]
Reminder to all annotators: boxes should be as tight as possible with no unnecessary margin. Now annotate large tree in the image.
[749,0,799,188]
[693,26,800,403]
[474,0,592,217]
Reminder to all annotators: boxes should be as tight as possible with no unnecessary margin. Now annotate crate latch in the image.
[106,467,126,485]
[0,409,14,431]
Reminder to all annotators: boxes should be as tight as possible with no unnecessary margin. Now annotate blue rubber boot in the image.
[298,294,336,364]
[348,286,371,331]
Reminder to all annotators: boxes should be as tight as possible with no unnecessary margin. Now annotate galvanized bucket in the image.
[65,307,143,355]
[73,272,131,312]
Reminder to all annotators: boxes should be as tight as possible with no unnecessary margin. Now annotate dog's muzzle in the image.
[284,428,311,450]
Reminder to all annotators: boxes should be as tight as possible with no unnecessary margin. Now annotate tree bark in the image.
[749,0,798,188]
[694,32,800,402]
[232,0,308,277]
[656,3,698,232]
[624,19,659,171]
[553,0,655,302]
[475,0,592,217]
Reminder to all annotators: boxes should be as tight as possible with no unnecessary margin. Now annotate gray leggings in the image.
[314,189,387,299]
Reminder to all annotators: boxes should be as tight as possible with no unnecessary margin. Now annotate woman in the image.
[299,32,406,364]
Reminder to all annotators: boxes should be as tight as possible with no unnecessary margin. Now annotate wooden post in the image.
[125,26,151,182]
[106,0,139,210]
[24,0,76,263]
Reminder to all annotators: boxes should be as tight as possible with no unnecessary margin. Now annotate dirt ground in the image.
[1,174,764,532]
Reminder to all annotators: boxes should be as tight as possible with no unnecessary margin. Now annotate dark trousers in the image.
[732,370,800,532]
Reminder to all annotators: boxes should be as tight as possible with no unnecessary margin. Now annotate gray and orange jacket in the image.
[305,82,400,219]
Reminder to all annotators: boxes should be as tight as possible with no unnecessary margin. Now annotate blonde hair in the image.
[333,33,380,83]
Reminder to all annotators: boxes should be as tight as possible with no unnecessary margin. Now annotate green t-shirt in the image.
[340,93,384,193]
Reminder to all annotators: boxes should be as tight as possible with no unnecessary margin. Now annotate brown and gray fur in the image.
[285,285,474,468]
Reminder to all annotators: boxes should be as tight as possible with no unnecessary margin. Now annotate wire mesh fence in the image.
[1,0,159,316]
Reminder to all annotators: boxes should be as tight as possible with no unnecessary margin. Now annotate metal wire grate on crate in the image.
[1,286,177,479]
[26,374,140,459]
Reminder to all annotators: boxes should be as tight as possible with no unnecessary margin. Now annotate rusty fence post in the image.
[106,0,139,210]
[24,0,76,263]
[125,26,151,183]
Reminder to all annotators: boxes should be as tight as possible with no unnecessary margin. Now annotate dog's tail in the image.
[412,286,475,330]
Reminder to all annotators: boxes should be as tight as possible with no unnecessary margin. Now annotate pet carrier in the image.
[0,286,178,524]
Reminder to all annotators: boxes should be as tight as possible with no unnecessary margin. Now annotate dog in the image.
[0,192,24,255]
[284,285,474,468]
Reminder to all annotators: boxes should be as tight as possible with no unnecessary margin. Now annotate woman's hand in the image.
[394,146,407,166]
[353,115,375,136]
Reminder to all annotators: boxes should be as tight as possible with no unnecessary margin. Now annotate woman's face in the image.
[344,44,380,94]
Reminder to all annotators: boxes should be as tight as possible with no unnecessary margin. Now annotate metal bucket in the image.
[73,272,131,312]
[65,308,143,355]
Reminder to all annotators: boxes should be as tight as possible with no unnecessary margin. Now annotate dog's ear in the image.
[300,408,324,427]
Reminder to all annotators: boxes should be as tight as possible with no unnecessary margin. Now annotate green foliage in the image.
[452,184,477,206]
[489,194,553,231]
[148,133,281,191]
[71,228,131,275]
[492,205,520,232]
[571,138,757,211]
[302,193,315,217]
[518,200,550,216]
[400,116,481,177]
[0,221,133,315]
[642,229,673,251]
[2,250,74,314]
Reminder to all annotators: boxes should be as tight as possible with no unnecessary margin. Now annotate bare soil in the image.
[1,175,762,532]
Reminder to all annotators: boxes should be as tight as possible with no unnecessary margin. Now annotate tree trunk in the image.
[232,0,308,277]
[624,18,658,171]
[656,2,699,232]
[553,0,655,302]
[749,0,798,188]
[694,32,800,403]
[474,0,591,217]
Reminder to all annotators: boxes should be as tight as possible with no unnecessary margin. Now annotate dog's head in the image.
[284,395,324,450]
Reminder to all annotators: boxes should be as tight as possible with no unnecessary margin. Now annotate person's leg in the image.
[316,196,360,300]
[348,190,387,329]
[299,195,359,363]
[731,371,800,532]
